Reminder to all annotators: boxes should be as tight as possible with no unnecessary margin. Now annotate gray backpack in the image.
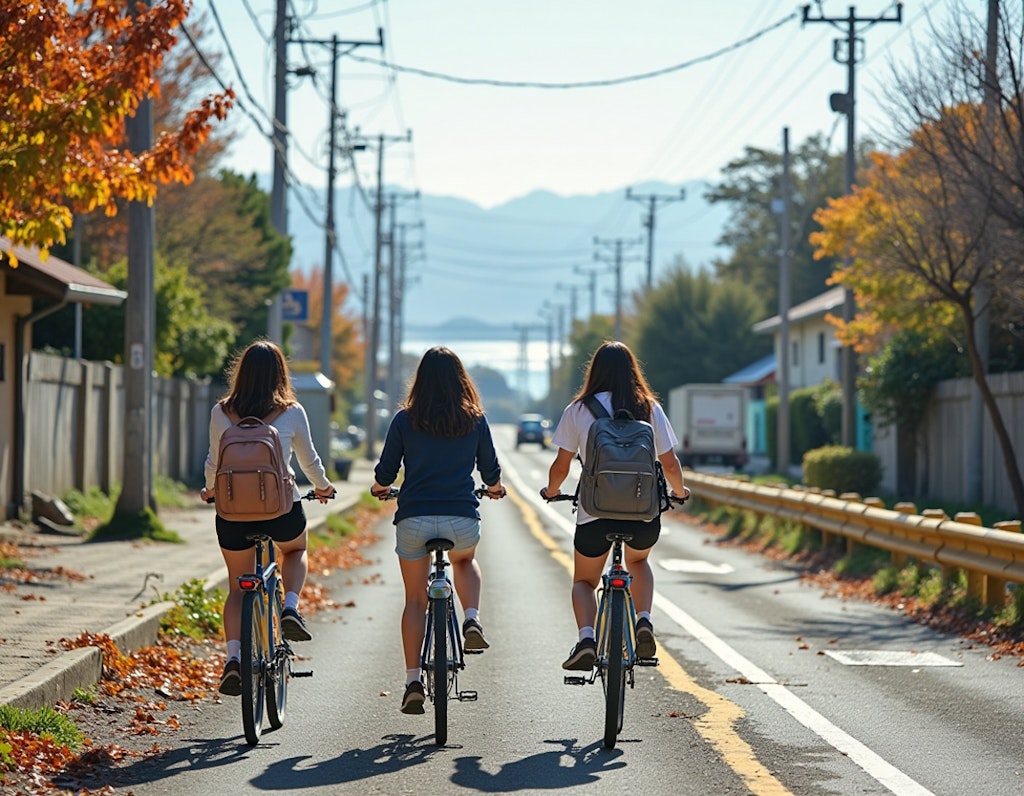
[577,395,665,522]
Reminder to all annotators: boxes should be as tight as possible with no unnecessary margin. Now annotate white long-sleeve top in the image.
[204,403,332,501]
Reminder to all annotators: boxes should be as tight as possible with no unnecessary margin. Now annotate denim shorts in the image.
[395,515,481,561]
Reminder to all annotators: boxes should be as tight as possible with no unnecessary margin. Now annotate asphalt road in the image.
[98,428,1024,796]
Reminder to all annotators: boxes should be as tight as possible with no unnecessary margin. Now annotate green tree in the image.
[629,264,770,400]
[33,255,234,378]
[705,133,850,311]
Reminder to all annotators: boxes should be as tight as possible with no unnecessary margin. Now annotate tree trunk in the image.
[963,313,1024,517]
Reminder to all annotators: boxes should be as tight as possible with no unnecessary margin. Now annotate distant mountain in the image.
[286,180,730,332]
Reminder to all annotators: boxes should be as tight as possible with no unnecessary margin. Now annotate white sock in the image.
[226,640,241,662]
[637,611,652,624]
[464,607,479,622]
[579,626,595,642]
[284,591,300,611]
[406,668,421,686]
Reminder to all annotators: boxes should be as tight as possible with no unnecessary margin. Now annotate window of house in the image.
[792,340,799,367]
[818,332,826,364]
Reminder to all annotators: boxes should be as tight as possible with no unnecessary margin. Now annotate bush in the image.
[803,445,882,495]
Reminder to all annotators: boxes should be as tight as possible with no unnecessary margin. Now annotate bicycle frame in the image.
[595,538,640,679]
[419,540,477,746]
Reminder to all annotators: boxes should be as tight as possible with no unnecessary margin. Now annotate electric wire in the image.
[346,11,799,89]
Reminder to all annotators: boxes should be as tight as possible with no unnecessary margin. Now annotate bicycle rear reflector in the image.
[238,576,259,590]
[610,577,628,588]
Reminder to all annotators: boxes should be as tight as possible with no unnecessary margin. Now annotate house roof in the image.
[723,353,775,385]
[2,238,126,306]
[752,285,844,334]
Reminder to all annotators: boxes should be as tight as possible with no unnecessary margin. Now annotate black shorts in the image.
[216,501,307,551]
[574,516,661,558]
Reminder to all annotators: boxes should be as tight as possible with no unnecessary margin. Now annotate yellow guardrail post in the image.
[954,512,987,603]
[988,520,1022,611]
[891,502,917,570]
[820,489,837,548]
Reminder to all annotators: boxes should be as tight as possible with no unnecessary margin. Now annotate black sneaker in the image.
[562,638,597,671]
[463,618,490,650]
[401,681,425,714]
[281,607,312,642]
[218,659,241,696]
[636,617,657,658]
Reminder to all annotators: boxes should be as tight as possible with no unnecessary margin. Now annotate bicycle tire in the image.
[265,577,289,730]
[432,597,448,746]
[240,590,266,746]
[603,588,627,749]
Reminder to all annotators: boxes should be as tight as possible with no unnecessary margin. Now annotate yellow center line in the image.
[505,483,792,796]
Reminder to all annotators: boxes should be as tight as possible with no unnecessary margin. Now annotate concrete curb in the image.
[0,500,359,711]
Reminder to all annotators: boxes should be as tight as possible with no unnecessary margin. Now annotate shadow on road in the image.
[451,738,625,791]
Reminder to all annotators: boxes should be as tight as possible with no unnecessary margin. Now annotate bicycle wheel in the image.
[240,590,267,746]
[432,597,449,746]
[265,577,289,730]
[603,588,627,749]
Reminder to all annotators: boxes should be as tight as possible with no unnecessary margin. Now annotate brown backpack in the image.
[214,407,294,522]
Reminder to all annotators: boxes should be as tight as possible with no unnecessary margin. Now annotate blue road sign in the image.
[281,289,309,322]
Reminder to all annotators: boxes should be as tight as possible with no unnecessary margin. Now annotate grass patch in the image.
[0,556,24,570]
[88,507,182,543]
[0,705,83,750]
[834,545,888,578]
[156,578,225,640]
[871,564,900,595]
[72,686,95,704]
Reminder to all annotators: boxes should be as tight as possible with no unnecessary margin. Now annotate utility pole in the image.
[511,323,532,409]
[625,186,685,287]
[555,282,579,328]
[356,129,412,459]
[390,221,423,411]
[775,127,793,476]
[574,264,606,320]
[593,236,642,341]
[267,0,288,343]
[117,0,155,517]
[384,192,419,416]
[802,2,902,448]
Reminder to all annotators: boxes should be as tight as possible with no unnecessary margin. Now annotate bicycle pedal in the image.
[636,657,659,667]
[458,690,478,701]
[465,649,484,655]
[563,676,588,686]
[292,669,314,677]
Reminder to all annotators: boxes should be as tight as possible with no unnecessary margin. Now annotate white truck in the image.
[668,383,748,469]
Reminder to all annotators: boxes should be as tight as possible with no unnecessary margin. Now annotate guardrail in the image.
[684,471,1024,610]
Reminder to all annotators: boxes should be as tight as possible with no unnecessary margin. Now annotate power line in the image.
[346,12,798,89]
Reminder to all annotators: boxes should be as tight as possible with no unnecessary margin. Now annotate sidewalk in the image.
[0,457,378,710]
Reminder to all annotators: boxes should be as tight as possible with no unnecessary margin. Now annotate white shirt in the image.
[204,403,332,501]
[549,391,678,524]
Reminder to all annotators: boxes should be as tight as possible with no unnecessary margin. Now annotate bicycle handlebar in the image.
[204,488,336,505]
[540,487,690,506]
[373,484,505,501]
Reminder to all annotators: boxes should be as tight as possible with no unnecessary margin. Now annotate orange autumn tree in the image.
[811,105,1024,516]
[291,269,364,398]
[0,0,233,260]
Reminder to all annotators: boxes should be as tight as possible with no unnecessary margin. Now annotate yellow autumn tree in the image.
[0,0,233,260]
[811,104,1024,516]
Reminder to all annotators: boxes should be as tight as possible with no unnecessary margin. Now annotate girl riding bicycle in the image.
[541,341,687,671]
[370,346,506,714]
[201,340,336,696]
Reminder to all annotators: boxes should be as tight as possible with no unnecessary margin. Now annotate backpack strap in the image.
[220,404,286,426]
[582,394,610,420]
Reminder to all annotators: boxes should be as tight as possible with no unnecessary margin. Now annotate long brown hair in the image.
[220,340,296,419]
[574,340,656,421]
[404,346,484,437]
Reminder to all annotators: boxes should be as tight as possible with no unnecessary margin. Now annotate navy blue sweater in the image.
[373,410,502,523]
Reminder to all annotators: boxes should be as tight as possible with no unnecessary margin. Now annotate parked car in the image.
[516,414,549,449]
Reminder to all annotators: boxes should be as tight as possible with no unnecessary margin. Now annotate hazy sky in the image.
[189,0,951,209]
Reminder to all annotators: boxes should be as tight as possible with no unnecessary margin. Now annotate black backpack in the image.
[577,395,666,522]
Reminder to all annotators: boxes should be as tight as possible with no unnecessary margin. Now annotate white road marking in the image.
[825,650,962,667]
[658,558,735,575]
